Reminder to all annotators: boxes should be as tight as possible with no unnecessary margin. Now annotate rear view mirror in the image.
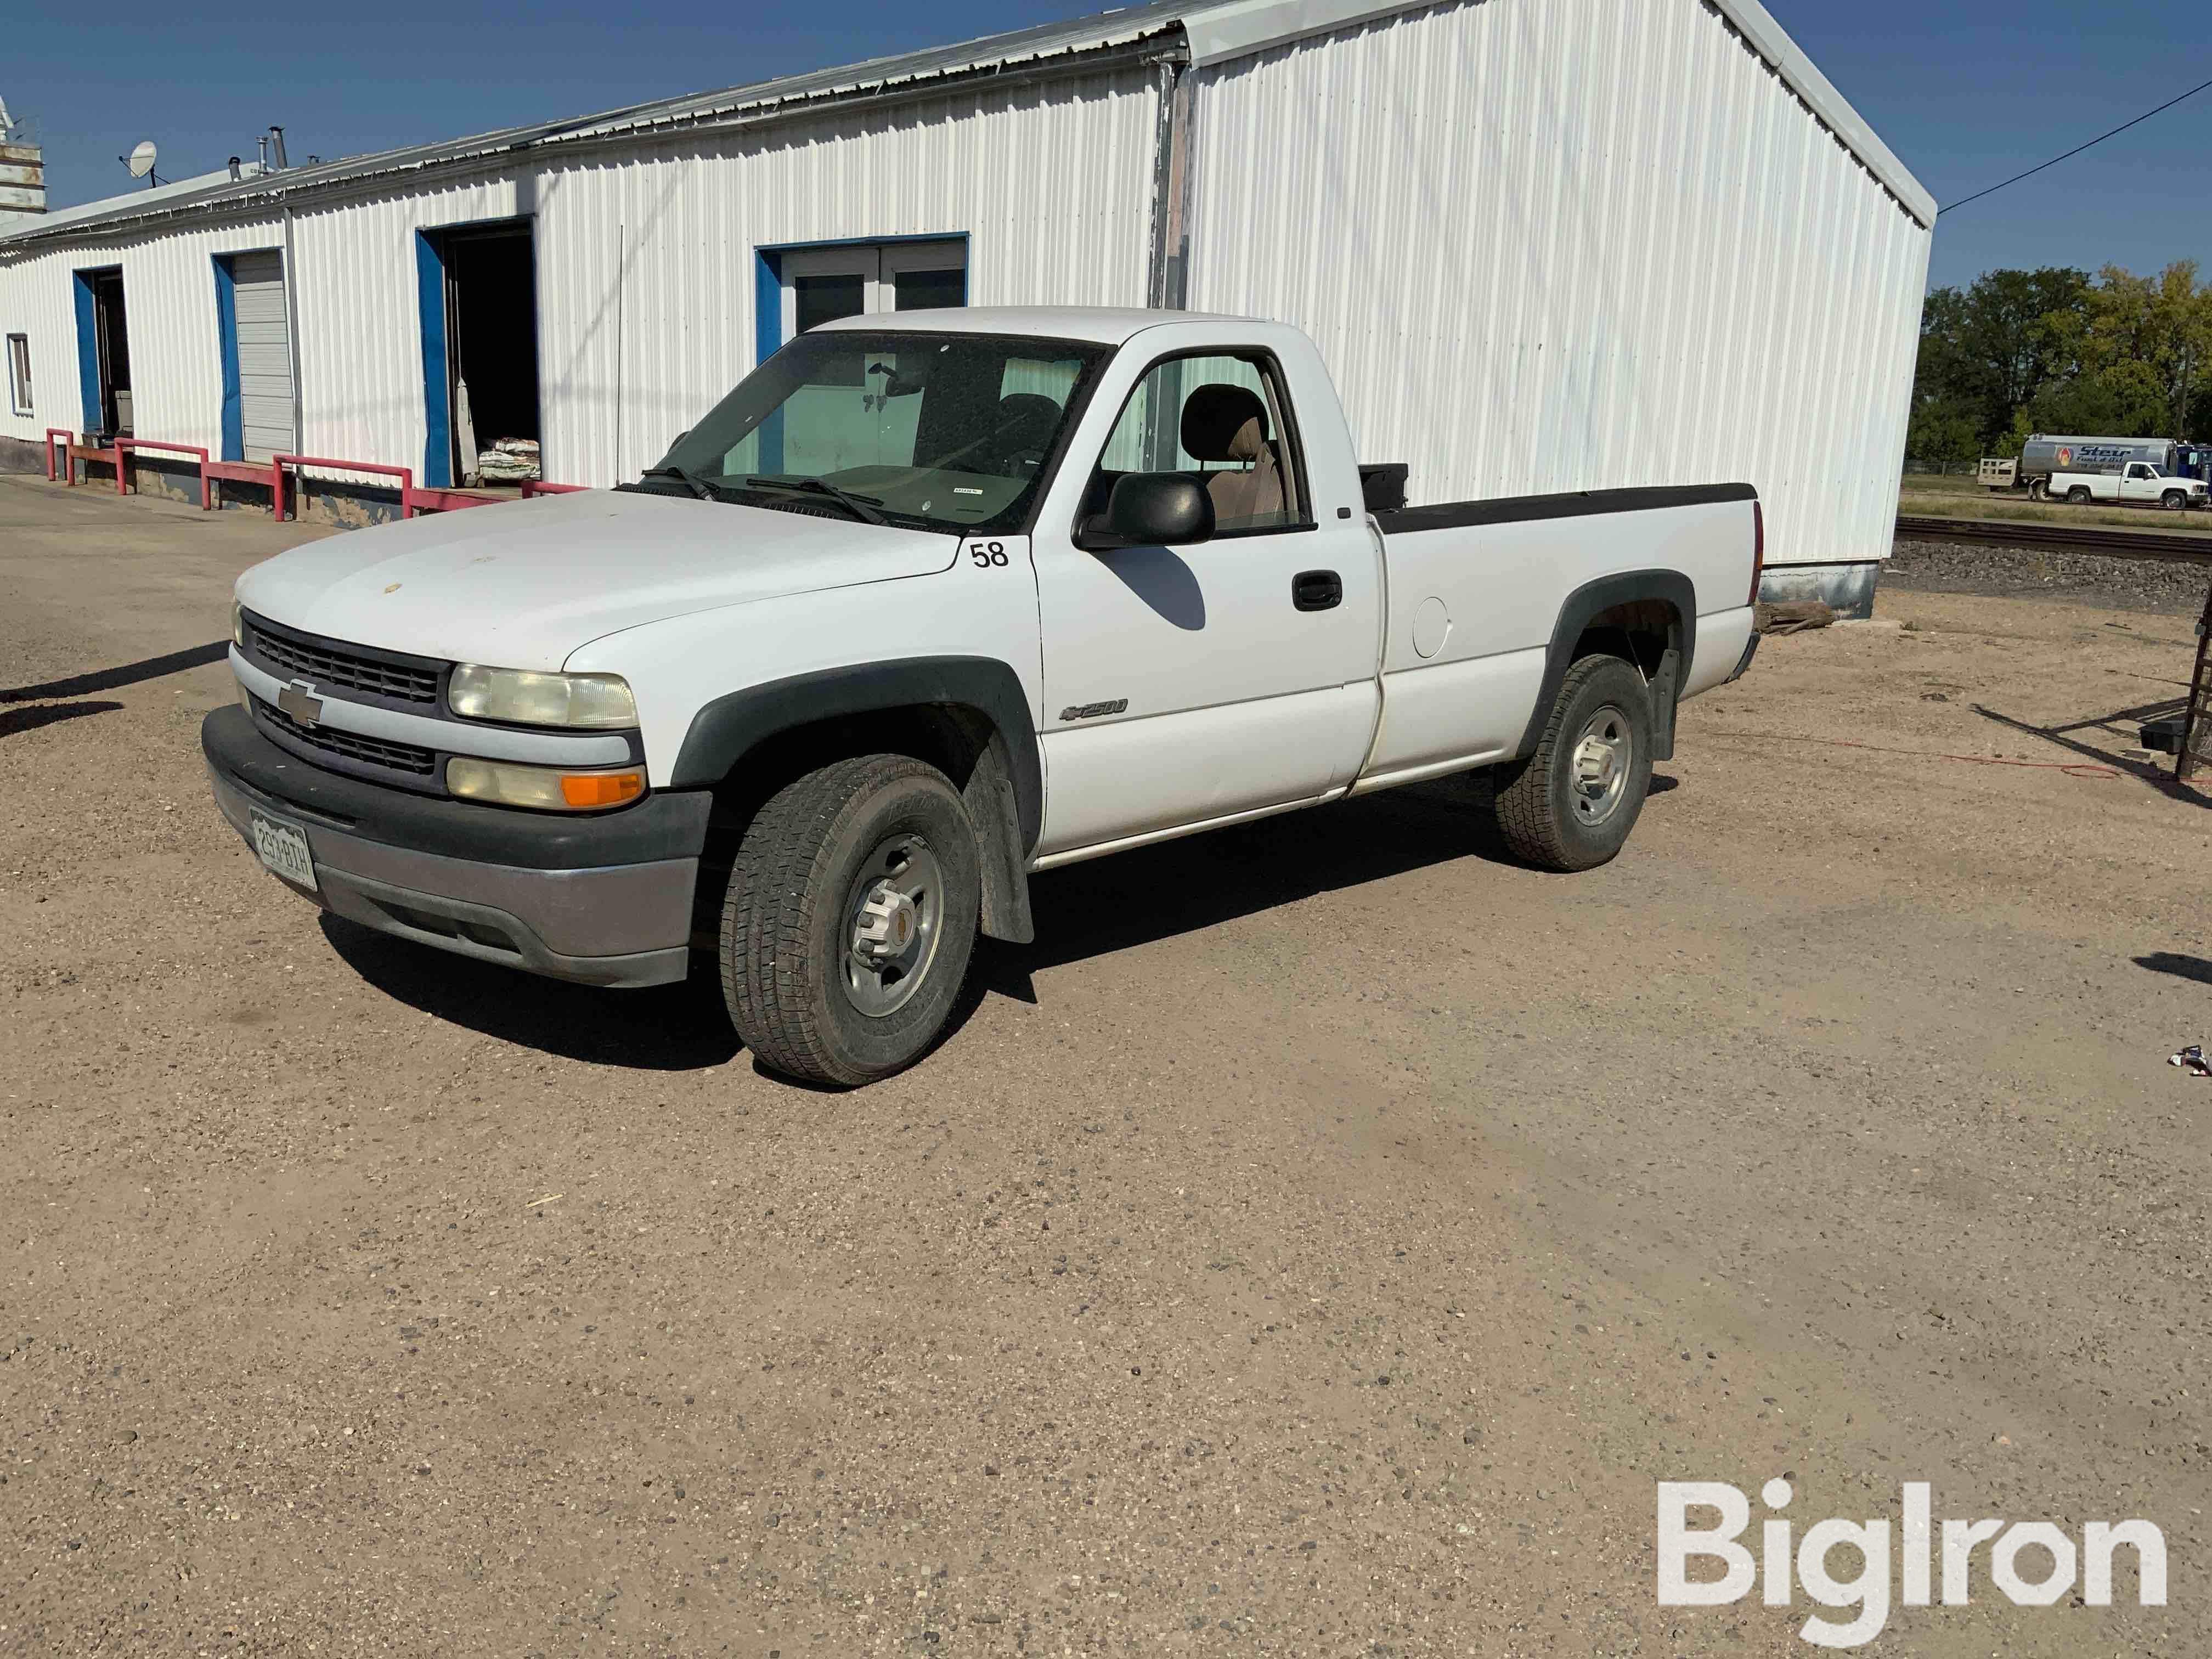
[1081,474,1215,549]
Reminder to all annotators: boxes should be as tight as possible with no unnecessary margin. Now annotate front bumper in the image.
[202,704,710,988]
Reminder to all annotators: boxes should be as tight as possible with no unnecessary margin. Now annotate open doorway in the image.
[73,266,132,439]
[416,220,540,487]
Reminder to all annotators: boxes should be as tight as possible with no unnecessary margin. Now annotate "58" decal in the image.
[967,539,1011,568]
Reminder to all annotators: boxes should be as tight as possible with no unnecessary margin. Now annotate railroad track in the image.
[1895,513,2212,567]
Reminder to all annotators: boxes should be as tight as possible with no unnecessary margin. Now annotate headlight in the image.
[447,757,645,811]
[231,600,245,648]
[448,664,637,729]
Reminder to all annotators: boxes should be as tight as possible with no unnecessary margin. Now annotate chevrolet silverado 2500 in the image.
[205,309,1763,1085]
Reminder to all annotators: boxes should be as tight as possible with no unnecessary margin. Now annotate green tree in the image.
[1913,266,2089,449]
[1905,397,1979,470]
[2028,359,2171,437]
[2039,262,2212,435]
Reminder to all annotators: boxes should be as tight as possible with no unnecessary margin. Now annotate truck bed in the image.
[1352,481,1759,792]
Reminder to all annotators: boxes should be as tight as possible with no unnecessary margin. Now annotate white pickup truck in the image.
[2050,462,2207,510]
[206,309,1762,1085]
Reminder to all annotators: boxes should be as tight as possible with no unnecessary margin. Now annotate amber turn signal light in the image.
[559,770,645,808]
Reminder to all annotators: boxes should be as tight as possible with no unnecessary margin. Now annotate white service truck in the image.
[2048,461,2207,510]
[206,310,1762,1085]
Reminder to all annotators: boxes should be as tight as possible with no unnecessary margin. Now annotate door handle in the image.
[1293,569,1343,611]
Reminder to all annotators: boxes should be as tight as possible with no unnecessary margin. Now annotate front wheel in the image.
[2164,490,2187,510]
[720,754,981,1087]
[1487,654,1655,872]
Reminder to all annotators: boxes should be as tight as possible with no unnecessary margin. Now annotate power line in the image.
[1940,74,2212,216]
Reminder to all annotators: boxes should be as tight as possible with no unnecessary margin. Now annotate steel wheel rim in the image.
[1570,706,1633,827]
[842,833,945,1017]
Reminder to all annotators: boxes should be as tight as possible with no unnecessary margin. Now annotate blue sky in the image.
[3,1,2203,291]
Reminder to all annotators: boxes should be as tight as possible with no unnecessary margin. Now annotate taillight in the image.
[1750,499,1765,606]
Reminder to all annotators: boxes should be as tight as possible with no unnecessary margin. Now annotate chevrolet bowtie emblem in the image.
[277,679,324,726]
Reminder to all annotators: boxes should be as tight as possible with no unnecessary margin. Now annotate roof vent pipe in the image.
[228,156,242,182]
[256,134,268,172]
[268,126,287,170]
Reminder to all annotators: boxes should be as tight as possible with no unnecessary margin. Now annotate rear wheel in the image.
[1487,654,1655,872]
[2066,486,2091,504]
[720,754,981,1087]
[2028,477,2049,502]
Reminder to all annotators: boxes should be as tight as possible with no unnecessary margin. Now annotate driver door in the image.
[1029,348,1381,860]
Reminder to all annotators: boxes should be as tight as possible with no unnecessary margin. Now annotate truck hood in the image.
[233,490,958,670]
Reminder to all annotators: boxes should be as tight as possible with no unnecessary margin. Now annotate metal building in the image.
[0,0,1932,609]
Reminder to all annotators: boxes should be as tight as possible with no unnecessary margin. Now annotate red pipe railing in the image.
[43,430,590,521]
[272,453,416,522]
[116,438,213,510]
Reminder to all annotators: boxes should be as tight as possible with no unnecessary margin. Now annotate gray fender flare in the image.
[670,656,1040,944]
[1515,569,1697,762]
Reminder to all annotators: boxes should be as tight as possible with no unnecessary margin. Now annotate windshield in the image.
[650,330,1110,533]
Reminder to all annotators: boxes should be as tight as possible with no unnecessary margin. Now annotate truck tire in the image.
[720,753,981,1087]
[2028,478,2049,502]
[2066,486,2091,504]
[2163,489,2187,510]
[1488,654,1654,872]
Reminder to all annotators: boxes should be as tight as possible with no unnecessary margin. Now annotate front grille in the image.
[257,698,438,776]
[249,619,441,704]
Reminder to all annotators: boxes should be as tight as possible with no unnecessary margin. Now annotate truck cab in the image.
[205,308,1760,1086]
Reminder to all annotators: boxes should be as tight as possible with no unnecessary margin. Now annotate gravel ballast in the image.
[1886,535,2212,614]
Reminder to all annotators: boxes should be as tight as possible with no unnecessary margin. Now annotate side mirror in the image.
[1081,474,1215,549]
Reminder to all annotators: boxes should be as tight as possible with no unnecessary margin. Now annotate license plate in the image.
[249,809,318,893]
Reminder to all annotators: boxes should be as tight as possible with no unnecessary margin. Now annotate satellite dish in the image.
[126,140,157,178]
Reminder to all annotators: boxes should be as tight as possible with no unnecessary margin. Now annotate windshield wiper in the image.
[742,476,888,526]
[632,464,716,501]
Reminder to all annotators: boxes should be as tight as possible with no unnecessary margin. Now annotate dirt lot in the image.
[3,473,2208,1657]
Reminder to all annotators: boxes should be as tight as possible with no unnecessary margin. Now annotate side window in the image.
[5,334,27,416]
[1091,352,1306,533]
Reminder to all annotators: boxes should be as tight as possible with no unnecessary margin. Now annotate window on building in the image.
[771,240,966,356]
[5,334,28,415]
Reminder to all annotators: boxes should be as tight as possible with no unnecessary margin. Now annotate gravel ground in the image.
[3,475,2209,1657]
[1887,535,2212,616]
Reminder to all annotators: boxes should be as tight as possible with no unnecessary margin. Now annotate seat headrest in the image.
[996,393,1062,443]
[1181,383,1269,464]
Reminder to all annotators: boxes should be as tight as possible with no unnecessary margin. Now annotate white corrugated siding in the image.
[0,215,287,457]
[290,174,521,482]
[1186,0,1931,571]
[0,249,79,447]
[3,70,1156,488]
[535,65,1158,484]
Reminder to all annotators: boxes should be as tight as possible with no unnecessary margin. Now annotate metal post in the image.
[280,187,306,454]
[2178,582,2212,786]
[1143,50,1195,312]
[614,220,625,484]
